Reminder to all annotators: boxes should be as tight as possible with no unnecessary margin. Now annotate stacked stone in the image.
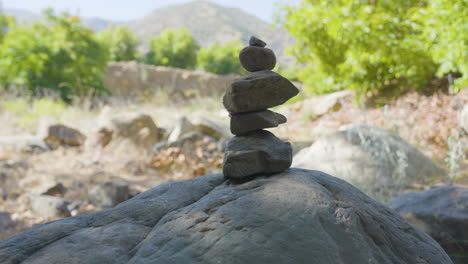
[222,36,299,179]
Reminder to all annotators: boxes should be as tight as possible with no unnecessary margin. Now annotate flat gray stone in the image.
[29,195,70,219]
[389,186,468,264]
[230,110,287,135]
[239,46,276,72]
[249,36,266,47]
[223,70,299,113]
[223,130,292,179]
[0,169,452,264]
[88,181,130,208]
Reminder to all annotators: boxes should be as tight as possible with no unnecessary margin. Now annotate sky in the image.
[1,0,301,22]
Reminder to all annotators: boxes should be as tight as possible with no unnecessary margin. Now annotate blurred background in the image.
[0,0,466,261]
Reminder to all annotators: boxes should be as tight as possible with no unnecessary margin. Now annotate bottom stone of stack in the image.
[223,130,292,179]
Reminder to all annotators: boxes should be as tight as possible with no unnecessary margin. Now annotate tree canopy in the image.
[145,27,200,69]
[197,40,244,75]
[98,25,140,62]
[0,9,109,102]
[280,0,467,98]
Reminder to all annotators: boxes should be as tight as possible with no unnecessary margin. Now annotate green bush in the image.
[280,0,439,98]
[197,40,244,74]
[98,25,140,62]
[0,9,110,102]
[424,0,468,93]
[145,28,199,69]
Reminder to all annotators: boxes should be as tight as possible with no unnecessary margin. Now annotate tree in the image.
[0,11,14,43]
[145,27,199,69]
[98,25,140,62]
[424,0,468,93]
[197,40,244,74]
[280,0,436,99]
[0,9,109,102]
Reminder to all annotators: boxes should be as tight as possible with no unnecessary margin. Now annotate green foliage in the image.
[1,97,67,129]
[424,0,468,93]
[0,12,14,43]
[197,40,244,74]
[280,0,437,98]
[145,28,200,69]
[0,9,109,102]
[98,25,140,61]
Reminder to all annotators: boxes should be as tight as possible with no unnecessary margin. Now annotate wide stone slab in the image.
[230,110,287,135]
[239,46,276,72]
[223,70,299,113]
[0,169,452,264]
[223,130,292,179]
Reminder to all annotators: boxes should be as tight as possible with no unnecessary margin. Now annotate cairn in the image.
[222,36,299,179]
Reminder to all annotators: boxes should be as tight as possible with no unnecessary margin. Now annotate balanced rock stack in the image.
[222,36,299,179]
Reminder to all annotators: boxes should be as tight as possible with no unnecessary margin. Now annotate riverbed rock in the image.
[293,125,446,200]
[0,169,452,264]
[230,110,286,135]
[92,113,164,153]
[223,130,292,179]
[88,181,130,208]
[389,186,468,264]
[223,70,299,113]
[39,124,86,149]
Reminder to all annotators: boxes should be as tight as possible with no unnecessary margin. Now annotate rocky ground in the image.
[0,89,467,242]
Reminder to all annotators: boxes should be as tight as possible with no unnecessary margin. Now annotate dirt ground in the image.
[0,90,467,240]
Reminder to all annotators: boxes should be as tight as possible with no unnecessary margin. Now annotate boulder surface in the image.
[293,125,446,200]
[389,186,468,264]
[0,169,452,264]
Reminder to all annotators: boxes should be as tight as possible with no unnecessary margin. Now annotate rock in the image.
[249,36,266,47]
[29,194,70,219]
[459,104,468,134]
[0,136,49,155]
[223,70,299,113]
[239,46,276,72]
[389,186,468,264]
[281,90,353,121]
[93,113,164,153]
[0,211,14,230]
[293,125,446,200]
[41,183,67,197]
[0,169,452,264]
[223,130,292,179]
[168,117,196,142]
[38,123,86,149]
[230,110,286,135]
[88,181,130,208]
[0,159,29,199]
[192,116,231,140]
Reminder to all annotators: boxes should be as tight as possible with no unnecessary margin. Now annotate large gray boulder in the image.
[389,186,468,264]
[0,169,452,264]
[293,125,446,200]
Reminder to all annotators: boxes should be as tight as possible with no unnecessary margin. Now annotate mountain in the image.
[127,1,294,65]
[4,1,295,66]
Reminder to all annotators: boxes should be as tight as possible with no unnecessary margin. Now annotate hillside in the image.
[127,1,294,65]
[4,1,294,66]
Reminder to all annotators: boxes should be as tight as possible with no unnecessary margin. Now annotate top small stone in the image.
[249,36,266,47]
